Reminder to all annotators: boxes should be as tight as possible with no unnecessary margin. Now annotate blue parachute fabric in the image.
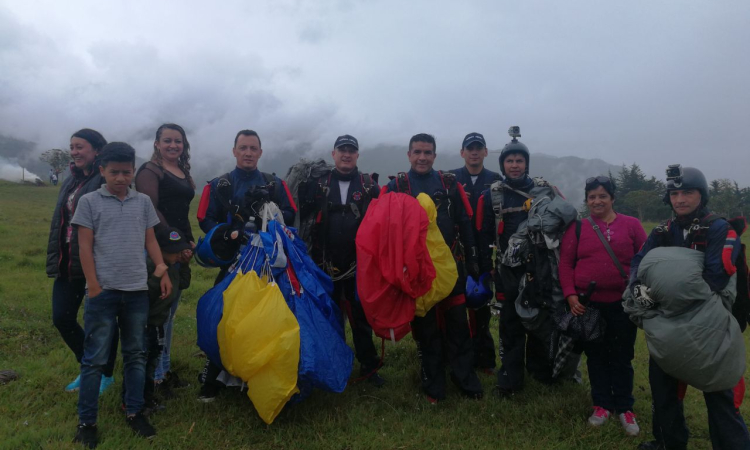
[269,221,353,395]
[196,270,236,371]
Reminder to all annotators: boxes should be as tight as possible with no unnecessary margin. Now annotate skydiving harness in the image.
[212,171,277,224]
[653,214,719,252]
[488,178,544,240]
[314,171,377,281]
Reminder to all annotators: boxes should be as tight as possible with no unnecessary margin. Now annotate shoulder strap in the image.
[261,172,275,185]
[586,217,627,279]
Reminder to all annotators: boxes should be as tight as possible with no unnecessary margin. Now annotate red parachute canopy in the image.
[355,192,435,341]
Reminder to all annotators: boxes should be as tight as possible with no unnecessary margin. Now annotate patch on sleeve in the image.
[723,229,738,276]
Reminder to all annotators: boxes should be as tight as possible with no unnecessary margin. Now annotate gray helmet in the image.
[499,126,530,177]
[663,165,709,206]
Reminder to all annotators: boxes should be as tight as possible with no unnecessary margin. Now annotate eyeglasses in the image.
[586,176,611,186]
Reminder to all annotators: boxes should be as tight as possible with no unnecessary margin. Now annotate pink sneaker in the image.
[588,406,611,426]
[619,411,640,436]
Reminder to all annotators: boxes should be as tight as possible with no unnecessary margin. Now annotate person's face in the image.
[233,134,262,171]
[155,128,184,164]
[586,185,614,218]
[331,145,359,173]
[408,141,436,174]
[669,189,702,217]
[503,153,527,179]
[70,137,98,171]
[460,143,488,168]
[99,161,134,197]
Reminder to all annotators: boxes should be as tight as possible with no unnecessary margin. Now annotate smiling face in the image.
[503,153,527,179]
[669,189,702,217]
[233,134,262,171]
[332,145,359,173]
[408,141,436,174]
[586,185,615,218]
[461,142,488,170]
[155,128,184,164]
[99,161,134,197]
[70,137,98,172]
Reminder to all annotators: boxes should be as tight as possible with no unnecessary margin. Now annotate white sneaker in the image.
[588,406,611,426]
[619,411,640,436]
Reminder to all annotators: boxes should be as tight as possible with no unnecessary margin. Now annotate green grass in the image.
[0,180,747,449]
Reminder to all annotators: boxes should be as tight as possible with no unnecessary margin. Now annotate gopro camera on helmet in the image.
[508,126,521,139]
[666,164,683,186]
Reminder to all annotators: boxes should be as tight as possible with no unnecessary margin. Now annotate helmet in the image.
[663,166,709,206]
[194,224,238,268]
[465,273,493,308]
[499,126,530,177]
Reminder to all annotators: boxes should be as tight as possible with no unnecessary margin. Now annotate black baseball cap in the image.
[334,134,359,150]
[156,227,192,254]
[462,132,486,149]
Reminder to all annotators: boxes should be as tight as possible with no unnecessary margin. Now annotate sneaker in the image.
[66,374,81,392]
[141,399,166,417]
[365,372,386,388]
[619,411,640,436]
[163,371,190,389]
[588,406,611,426]
[197,383,220,403]
[99,375,114,395]
[125,412,156,439]
[73,423,98,449]
[637,441,666,450]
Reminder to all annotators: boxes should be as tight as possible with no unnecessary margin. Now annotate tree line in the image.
[586,164,750,221]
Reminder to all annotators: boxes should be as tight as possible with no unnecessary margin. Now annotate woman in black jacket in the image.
[46,128,118,393]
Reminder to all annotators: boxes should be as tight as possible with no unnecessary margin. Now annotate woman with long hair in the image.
[47,128,119,393]
[135,123,195,396]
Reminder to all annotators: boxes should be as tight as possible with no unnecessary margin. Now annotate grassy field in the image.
[0,179,747,450]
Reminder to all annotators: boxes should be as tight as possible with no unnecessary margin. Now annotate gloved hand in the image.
[244,186,271,217]
[466,246,480,279]
[633,284,655,309]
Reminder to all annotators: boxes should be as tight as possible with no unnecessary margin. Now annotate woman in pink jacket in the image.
[558,176,647,437]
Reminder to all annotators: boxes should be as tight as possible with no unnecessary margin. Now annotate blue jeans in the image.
[154,290,180,382]
[52,276,118,377]
[78,290,148,423]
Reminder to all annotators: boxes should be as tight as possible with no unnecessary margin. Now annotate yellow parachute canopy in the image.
[218,270,301,424]
[414,193,458,316]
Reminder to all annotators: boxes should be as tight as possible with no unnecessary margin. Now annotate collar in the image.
[463,166,484,178]
[332,167,358,182]
[505,174,533,190]
[408,168,434,179]
[97,185,137,200]
[674,207,711,229]
[232,166,261,180]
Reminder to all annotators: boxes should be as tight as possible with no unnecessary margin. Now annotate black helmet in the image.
[663,165,709,206]
[499,126,530,177]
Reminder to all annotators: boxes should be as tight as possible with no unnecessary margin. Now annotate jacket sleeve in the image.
[275,177,297,226]
[558,222,579,299]
[629,228,661,289]
[198,179,222,233]
[477,190,495,273]
[703,220,741,292]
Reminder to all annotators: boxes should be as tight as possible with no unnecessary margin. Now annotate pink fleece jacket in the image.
[558,213,647,303]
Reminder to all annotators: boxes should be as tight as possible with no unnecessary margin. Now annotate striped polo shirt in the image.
[71,185,160,291]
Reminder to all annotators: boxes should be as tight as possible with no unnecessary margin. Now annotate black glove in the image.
[466,246,480,279]
[632,283,655,309]
[243,185,271,217]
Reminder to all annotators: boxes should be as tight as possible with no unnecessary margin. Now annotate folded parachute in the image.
[414,193,458,317]
[356,192,435,340]
[624,247,746,392]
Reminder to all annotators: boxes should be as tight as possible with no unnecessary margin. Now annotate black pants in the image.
[123,324,164,406]
[649,357,750,450]
[469,305,496,369]
[412,302,483,400]
[333,278,380,374]
[52,275,118,377]
[581,300,637,413]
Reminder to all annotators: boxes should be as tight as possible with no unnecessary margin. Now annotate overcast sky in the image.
[1,0,748,183]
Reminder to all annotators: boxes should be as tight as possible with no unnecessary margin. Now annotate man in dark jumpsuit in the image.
[384,133,483,403]
[630,166,750,450]
[449,132,501,374]
[196,129,296,402]
[477,134,555,395]
[298,134,384,386]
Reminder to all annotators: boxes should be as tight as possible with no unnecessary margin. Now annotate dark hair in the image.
[585,176,616,200]
[71,128,107,152]
[408,133,436,152]
[99,142,136,167]
[234,129,262,148]
[152,123,194,188]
